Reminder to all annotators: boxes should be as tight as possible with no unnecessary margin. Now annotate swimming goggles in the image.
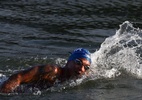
[75,59,90,70]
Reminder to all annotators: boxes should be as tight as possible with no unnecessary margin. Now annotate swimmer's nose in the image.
[78,66,85,74]
[81,66,85,72]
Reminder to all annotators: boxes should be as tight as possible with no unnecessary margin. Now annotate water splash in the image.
[0,74,7,85]
[90,21,142,79]
[55,58,67,67]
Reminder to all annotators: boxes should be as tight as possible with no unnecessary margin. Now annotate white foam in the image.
[55,58,67,67]
[0,74,7,84]
[90,21,142,79]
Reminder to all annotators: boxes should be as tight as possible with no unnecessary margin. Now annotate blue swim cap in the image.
[68,48,92,64]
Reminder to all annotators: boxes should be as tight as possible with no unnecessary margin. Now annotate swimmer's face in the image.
[74,58,91,76]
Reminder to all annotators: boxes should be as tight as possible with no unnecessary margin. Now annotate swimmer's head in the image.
[68,48,92,64]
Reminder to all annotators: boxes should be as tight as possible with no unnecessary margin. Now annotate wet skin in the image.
[0,58,90,93]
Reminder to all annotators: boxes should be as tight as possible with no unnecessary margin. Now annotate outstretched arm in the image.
[0,66,40,93]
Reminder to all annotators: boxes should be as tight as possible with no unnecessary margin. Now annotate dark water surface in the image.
[0,0,142,100]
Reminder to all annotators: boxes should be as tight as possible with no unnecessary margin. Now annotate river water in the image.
[0,0,142,100]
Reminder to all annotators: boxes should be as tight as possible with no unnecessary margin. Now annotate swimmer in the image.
[0,48,91,93]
